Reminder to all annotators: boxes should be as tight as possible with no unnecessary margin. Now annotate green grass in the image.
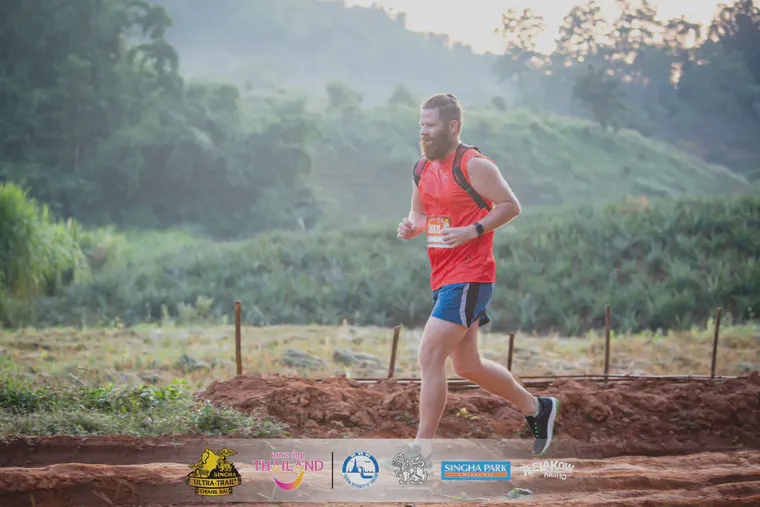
[0,375,286,437]
[16,192,760,335]
[311,106,749,225]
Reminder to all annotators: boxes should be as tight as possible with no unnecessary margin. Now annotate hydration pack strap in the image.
[452,143,491,211]
[412,143,492,212]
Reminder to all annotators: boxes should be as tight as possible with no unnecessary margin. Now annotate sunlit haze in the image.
[342,0,726,54]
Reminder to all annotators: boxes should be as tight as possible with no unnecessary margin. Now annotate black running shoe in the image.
[524,397,559,457]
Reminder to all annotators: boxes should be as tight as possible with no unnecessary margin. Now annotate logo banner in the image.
[172,438,577,502]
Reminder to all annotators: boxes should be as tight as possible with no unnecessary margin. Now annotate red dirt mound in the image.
[197,373,760,458]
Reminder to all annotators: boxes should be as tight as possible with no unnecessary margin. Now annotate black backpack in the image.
[412,143,491,211]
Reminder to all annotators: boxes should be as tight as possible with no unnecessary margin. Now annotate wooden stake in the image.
[604,304,611,383]
[507,332,515,371]
[388,325,401,378]
[711,307,722,379]
[235,300,242,376]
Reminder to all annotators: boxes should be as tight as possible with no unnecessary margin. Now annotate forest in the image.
[153,0,760,176]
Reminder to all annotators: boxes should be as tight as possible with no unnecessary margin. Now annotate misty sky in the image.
[342,0,726,54]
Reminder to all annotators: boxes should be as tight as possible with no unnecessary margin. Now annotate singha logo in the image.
[392,452,428,485]
[185,447,242,496]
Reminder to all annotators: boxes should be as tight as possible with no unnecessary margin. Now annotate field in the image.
[2,322,760,392]
[1,322,759,505]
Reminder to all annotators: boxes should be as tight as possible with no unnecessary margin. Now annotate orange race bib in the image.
[427,216,451,248]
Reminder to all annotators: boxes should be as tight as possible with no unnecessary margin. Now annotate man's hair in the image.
[421,93,463,128]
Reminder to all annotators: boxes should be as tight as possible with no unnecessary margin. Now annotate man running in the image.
[397,93,559,459]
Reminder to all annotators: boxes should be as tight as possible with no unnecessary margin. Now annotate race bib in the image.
[427,216,451,248]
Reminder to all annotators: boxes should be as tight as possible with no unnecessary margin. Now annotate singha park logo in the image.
[185,447,242,496]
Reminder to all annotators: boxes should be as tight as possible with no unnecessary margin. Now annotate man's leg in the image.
[450,321,559,456]
[415,315,470,440]
[449,323,537,415]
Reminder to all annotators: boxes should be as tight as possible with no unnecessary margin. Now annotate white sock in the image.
[530,397,540,417]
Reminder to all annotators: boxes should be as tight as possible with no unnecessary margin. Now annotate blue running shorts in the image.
[431,282,493,328]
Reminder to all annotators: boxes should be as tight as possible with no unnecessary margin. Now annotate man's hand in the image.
[397,217,421,240]
[441,225,478,248]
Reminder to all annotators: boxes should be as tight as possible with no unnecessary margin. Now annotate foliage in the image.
[1,0,754,238]
[572,64,628,131]
[12,193,759,335]
[0,183,82,326]
[496,0,760,175]
[311,105,746,225]
[388,84,417,107]
[0,0,321,239]
[0,376,285,437]
[147,0,760,175]
[326,81,363,110]
[151,0,505,106]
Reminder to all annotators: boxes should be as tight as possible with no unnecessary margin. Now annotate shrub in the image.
[28,193,760,335]
[0,182,82,324]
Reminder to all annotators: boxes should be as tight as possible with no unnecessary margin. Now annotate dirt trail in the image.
[195,372,760,456]
[1,373,759,506]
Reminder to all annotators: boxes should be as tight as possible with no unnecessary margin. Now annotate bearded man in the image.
[397,93,559,461]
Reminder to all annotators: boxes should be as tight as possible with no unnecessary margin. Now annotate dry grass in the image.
[2,321,758,391]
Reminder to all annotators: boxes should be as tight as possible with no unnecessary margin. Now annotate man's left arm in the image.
[441,157,521,248]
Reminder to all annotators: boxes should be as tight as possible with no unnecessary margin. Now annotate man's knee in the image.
[418,317,467,371]
[418,340,448,371]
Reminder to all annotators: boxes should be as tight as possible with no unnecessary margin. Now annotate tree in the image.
[492,96,507,111]
[555,0,608,63]
[572,64,628,130]
[0,0,323,238]
[494,8,547,82]
[709,0,760,85]
[388,84,416,107]
[326,81,363,110]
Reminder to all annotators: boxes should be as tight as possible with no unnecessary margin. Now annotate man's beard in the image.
[420,135,454,160]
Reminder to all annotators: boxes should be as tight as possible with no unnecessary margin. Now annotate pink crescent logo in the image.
[273,470,305,490]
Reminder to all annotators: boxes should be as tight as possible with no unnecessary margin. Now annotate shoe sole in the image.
[534,397,559,457]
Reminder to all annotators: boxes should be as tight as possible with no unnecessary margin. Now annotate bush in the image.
[0,182,82,325]
[26,193,760,335]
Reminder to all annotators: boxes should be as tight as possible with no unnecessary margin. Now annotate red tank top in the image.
[417,148,496,291]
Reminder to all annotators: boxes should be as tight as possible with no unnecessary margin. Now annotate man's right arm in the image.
[408,182,426,233]
[398,182,426,239]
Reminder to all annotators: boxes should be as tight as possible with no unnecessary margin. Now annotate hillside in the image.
[151,0,507,106]
[18,193,760,335]
[311,105,749,225]
[151,0,760,178]
[1,0,755,243]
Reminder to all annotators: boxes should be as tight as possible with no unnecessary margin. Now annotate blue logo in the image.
[441,461,511,481]
[342,451,379,489]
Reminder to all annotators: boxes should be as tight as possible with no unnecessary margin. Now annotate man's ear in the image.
[449,120,461,136]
